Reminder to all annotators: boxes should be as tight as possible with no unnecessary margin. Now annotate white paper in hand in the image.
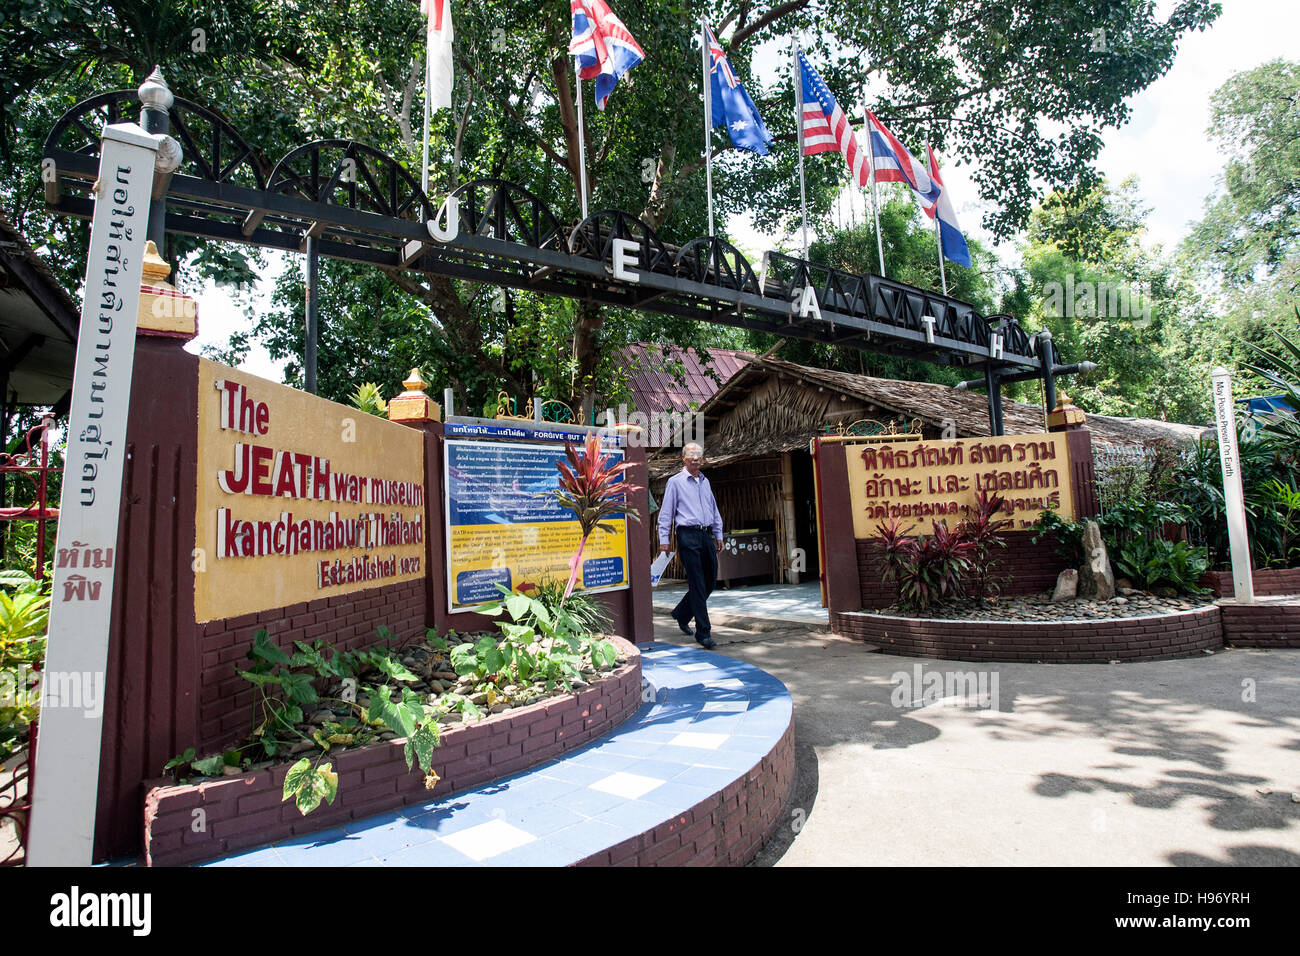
[650,551,673,586]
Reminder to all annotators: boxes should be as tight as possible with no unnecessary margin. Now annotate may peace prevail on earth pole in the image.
[26,121,167,866]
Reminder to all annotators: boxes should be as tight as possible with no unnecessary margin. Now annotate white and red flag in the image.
[923,146,972,267]
[421,0,454,110]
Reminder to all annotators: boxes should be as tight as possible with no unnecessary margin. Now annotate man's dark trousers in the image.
[673,526,717,640]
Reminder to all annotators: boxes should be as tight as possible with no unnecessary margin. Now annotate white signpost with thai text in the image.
[1211,367,1254,605]
[27,123,160,866]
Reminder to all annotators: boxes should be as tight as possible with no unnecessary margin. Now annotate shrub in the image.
[551,433,641,601]
[1029,507,1085,565]
[1113,538,1210,595]
[877,517,976,613]
[956,490,1012,598]
[0,570,49,765]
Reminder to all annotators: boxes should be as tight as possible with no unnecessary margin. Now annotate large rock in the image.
[1051,568,1079,602]
[1078,520,1116,601]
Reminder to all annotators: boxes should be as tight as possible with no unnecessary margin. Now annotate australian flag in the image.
[707,24,772,155]
[570,0,645,110]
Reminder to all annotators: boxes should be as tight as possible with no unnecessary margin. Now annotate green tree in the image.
[1,0,1222,409]
[1020,178,1209,422]
[1181,59,1300,397]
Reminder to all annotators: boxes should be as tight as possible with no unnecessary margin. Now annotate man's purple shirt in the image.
[658,467,723,546]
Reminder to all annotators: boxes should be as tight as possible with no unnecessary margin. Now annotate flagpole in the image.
[862,103,885,277]
[421,26,432,194]
[702,18,715,237]
[575,65,589,221]
[928,144,948,295]
[793,43,809,260]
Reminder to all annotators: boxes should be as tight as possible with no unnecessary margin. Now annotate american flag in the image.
[798,51,867,187]
[570,0,645,110]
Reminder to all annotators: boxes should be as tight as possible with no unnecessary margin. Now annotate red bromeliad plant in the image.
[876,516,977,613]
[552,433,642,602]
[956,489,1013,598]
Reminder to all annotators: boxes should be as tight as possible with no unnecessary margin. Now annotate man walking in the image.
[658,442,724,649]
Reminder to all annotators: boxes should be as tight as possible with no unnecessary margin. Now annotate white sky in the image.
[190,0,1300,380]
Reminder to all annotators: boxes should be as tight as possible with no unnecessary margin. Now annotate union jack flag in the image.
[570,0,645,110]
[707,24,737,89]
[798,51,867,187]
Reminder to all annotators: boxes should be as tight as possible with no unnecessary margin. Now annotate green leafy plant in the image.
[1095,497,1188,556]
[1241,308,1300,453]
[455,586,622,696]
[1176,430,1294,570]
[1113,538,1210,595]
[349,382,388,417]
[551,433,642,601]
[1261,479,1300,568]
[164,627,468,814]
[527,577,613,635]
[1029,507,1085,565]
[0,571,49,764]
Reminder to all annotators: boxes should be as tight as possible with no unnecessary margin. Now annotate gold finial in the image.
[402,368,428,393]
[141,240,172,285]
[388,367,440,423]
[136,240,196,340]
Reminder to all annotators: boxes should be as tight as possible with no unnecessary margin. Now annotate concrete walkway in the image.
[651,616,1300,867]
[653,580,829,629]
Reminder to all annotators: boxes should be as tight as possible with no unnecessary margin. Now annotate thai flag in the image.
[708,23,772,155]
[570,0,645,110]
[923,146,972,267]
[864,109,939,206]
[420,0,454,111]
[798,51,867,186]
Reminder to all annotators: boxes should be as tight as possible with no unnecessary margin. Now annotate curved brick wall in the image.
[143,637,642,866]
[1220,600,1300,648]
[575,721,796,867]
[833,607,1224,662]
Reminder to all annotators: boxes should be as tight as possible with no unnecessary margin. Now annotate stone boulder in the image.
[1051,568,1079,602]
[1077,520,1115,601]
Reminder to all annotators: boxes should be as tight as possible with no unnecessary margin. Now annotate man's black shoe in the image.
[674,613,692,636]
[695,634,716,649]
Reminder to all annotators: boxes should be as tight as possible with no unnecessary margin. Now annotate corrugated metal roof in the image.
[622,342,753,415]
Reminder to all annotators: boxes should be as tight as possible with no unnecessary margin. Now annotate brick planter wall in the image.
[143,637,641,867]
[1219,600,1300,648]
[198,579,428,754]
[1201,568,1300,598]
[575,721,797,867]
[857,531,1070,610]
[832,607,1224,662]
